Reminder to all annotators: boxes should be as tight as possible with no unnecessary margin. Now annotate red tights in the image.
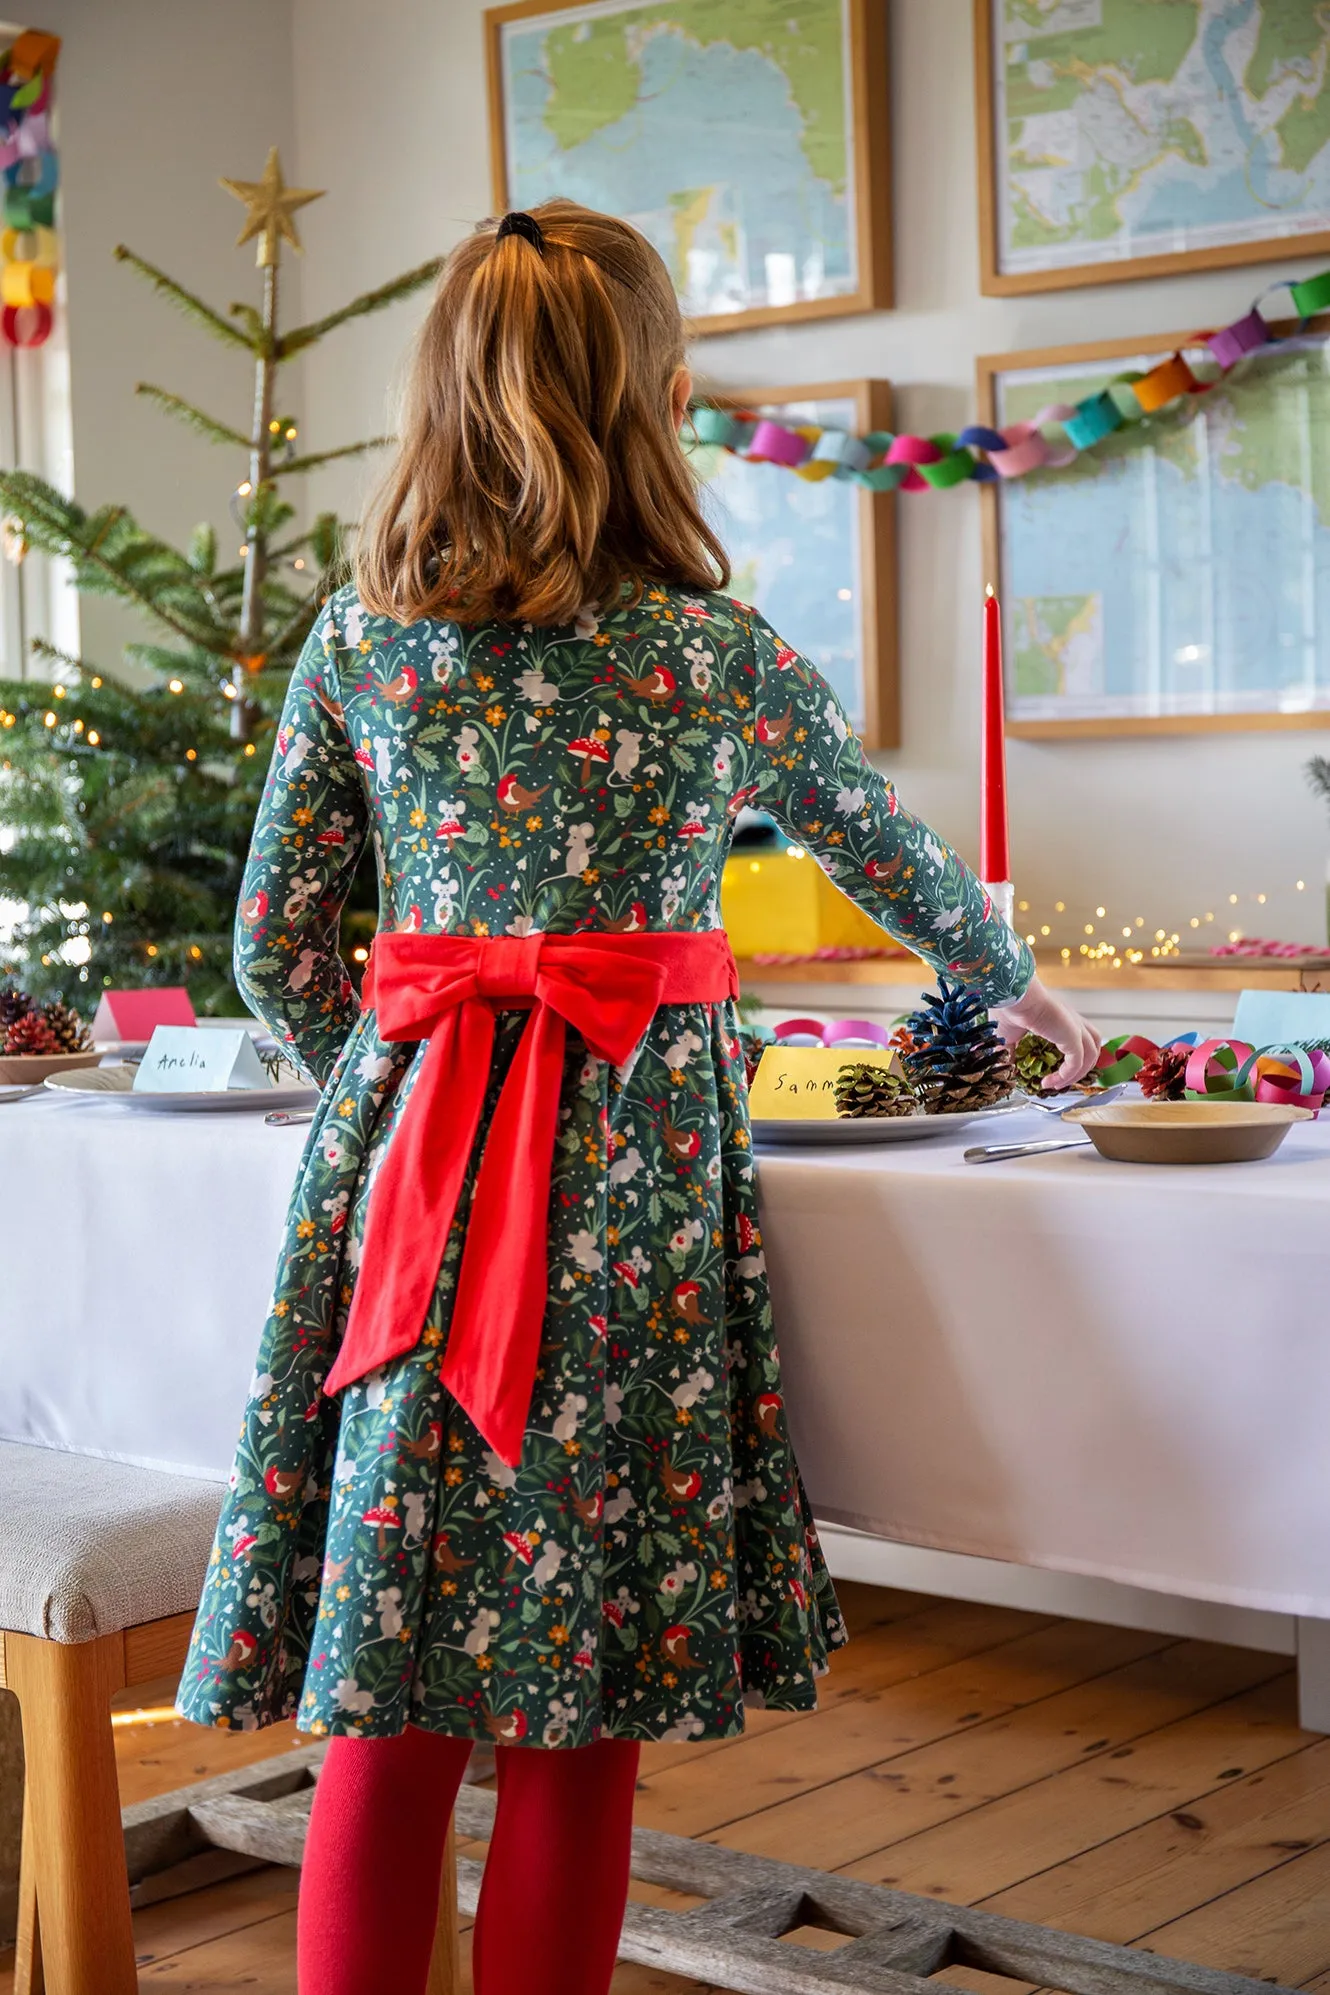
[297,1725,640,1995]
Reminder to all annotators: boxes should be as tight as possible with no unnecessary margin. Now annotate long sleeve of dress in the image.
[234,604,371,1086]
[749,610,1033,1009]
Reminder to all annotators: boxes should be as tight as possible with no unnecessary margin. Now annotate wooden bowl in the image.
[0,1048,102,1086]
[1062,1098,1312,1165]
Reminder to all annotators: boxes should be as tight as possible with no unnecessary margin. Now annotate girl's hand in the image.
[993,975,1101,1089]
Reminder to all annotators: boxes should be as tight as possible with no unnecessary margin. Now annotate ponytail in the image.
[357,199,729,627]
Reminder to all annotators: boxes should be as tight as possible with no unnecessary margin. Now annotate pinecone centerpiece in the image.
[903,979,1015,1113]
[1138,1043,1189,1101]
[0,982,93,1065]
[0,979,31,1033]
[41,1000,91,1053]
[3,1009,59,1056]
[1013,1031,1063,1093]
[834,1062,916,1119]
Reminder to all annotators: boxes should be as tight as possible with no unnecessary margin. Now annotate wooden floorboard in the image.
[1,1582,1326,1993]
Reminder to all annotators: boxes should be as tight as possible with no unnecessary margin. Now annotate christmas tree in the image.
[0,150,440,1008]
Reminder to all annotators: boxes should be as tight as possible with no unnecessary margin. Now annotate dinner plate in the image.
[752,1105,1019,1147]
[44,1065,318,1114]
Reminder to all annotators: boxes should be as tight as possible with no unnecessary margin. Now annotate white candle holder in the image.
[983,880,1015,929]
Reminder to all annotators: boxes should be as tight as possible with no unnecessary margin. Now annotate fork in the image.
[1018,1081,1128,1118]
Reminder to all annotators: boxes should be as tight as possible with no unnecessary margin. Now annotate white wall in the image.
[39,0,298,674]
[291,0,1330,949]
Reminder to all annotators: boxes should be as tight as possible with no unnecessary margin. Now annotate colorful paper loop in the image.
[1206,310,1267,368]
[773,1015,892,1050]
[2,300,51,345]
[1184,1038,1256,1099]
[0,37,58,348]
[1094,1034,1160,1087]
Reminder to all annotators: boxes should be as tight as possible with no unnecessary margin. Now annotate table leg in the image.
[425,1818,460,1995]
[1296,1617,1330,1733]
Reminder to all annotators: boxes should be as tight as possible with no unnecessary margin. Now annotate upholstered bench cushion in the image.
[0,1442,222,1643]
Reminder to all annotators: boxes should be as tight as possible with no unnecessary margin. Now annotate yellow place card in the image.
[748,1046,901,1121]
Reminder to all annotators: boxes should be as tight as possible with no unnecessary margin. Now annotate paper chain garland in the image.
[692,265,1330,495]
[0,30,59,349]
[759,1020,1330,1114]
[1096,1033,1330,1113]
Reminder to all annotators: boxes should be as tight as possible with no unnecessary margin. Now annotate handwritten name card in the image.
[748,1046,901,1121]
[133,1026,269,1094]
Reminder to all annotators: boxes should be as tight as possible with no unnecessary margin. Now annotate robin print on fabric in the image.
[176,583,1032,1749]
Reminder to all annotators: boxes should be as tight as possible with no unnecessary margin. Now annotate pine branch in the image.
[228,302,266,345]
[276,436,392,477]
[134,384,249,450]
[28,637,98,678]
[277,257,443,358]
[113,246,260,353]
[1308,756,1330,808]
[0,473,235,654]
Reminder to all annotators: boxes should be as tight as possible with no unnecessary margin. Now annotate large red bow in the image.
[323,930,738,1464]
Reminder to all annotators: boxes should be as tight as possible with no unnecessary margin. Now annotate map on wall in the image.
[994,338,1330,725]
[495,0,860,323]
[685,396,865,730]
[994,0,1330,279]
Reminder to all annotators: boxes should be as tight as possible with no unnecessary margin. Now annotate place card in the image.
[748,1046,900,1121]
[133,1025,270,1094]
[91,985,195,1045]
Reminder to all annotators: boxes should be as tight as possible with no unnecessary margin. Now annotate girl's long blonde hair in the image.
[356,199,729,628]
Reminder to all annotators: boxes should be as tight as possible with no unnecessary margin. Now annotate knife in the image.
[963,1135,1092,1164]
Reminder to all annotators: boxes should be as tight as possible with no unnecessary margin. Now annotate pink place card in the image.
[90,986,196,1043]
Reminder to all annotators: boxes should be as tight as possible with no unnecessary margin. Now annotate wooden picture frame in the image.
[975,0,1330,297]
[689,378,898,749]
[977,325,1330,739]
[484,0,893,335]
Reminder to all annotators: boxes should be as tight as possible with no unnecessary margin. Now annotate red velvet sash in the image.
[323,929,739,1465]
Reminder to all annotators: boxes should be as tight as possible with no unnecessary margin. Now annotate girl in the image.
[178,199,1098,1995]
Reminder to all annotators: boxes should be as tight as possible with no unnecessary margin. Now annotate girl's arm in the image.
[748,612,1100,1082]
[749,611,1032,1009]
[234,603,371,1087]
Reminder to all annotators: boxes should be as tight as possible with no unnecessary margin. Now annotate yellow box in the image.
[748,1045,901,1121]
[721,848,898,958]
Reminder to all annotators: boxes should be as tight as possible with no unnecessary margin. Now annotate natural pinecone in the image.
[0,980,31,1032]
[903,977,1015,1113]
[834,1061,916,1119]
[1014,1031,1064,1092]
[3,1009,59,1056]
[737,1025,772,1088]
[1138,1043,1190,1101]
[40,999,90,1053]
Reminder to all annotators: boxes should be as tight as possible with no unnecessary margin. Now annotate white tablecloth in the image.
[4,1094,1329,1616]
[760,1111,1330,1619]
[1,1095,304,1482]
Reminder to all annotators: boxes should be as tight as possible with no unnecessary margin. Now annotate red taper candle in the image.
[980,584,1011,885]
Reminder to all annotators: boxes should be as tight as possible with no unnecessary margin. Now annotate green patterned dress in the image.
[177,583,1032,1748]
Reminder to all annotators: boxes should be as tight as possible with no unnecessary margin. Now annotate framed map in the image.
[975,0,1330,295]
[978,326,1330,736]
[685,380,898,746]
[485,0,892,333]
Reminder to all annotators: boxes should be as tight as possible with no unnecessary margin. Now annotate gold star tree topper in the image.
[220,148,324,267]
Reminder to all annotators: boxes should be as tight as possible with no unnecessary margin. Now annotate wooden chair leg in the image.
[425,1818,460,1995]
[14,1775,43,1995]
[7,1632,135,1995]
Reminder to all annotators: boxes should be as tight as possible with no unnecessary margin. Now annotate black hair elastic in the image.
[495,211,546,254]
